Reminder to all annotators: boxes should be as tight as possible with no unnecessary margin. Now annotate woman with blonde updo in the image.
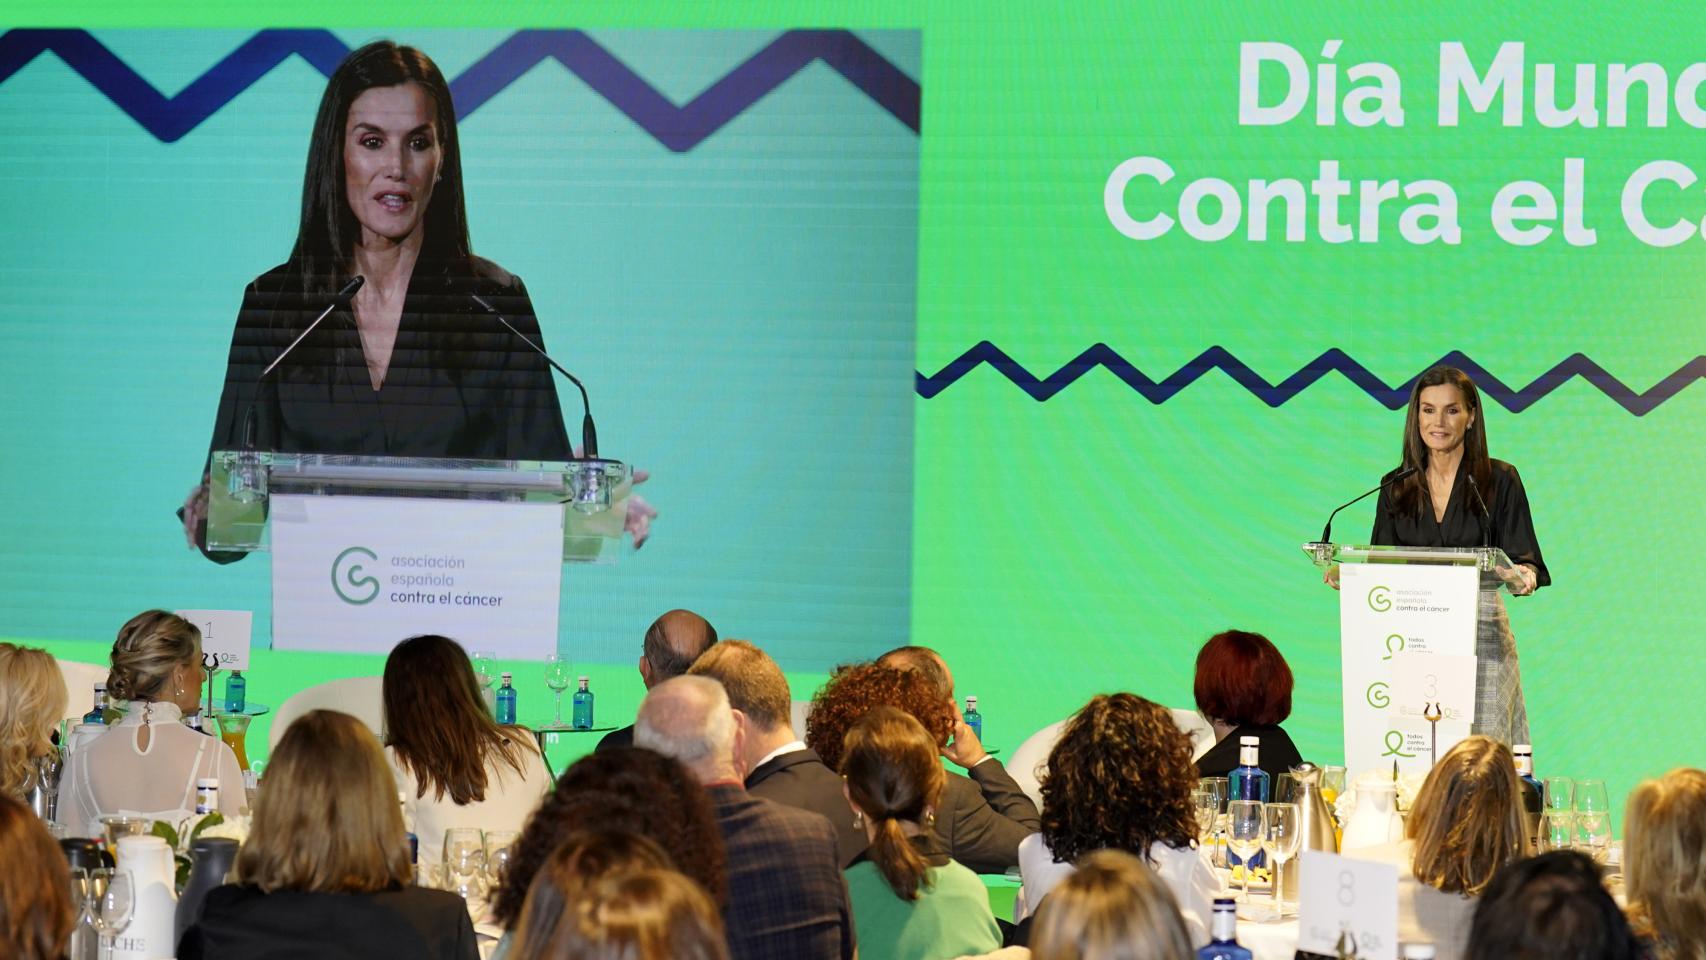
[56,611,244,835]
[0,643,67,801]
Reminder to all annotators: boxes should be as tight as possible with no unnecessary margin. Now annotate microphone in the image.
[1313,465,1420,546]
[1465,470,1492,548]
[242,276,365,449]
[471,293,597,459]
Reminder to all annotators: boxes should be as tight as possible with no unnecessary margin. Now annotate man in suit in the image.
[636,675,855,960]
[687,640,866,866]
[877,644,1041,873]
[596,608,717,752]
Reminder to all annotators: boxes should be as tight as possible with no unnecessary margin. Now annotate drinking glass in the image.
[91,868,133,960]
[1320,765,1347,805]
[472,651,497,690]
[1575,779,1611,815]
[1273,772,1299,805]
[1574,811,1613,864]
[1538,810,1575,853]
[1198,777,1229,867]
[1265,802,1302,906]
[1544,776,1575,813]
[1227,800,1266,902]
[484,830,520,888]
[98,816,152,856]
[444,828,487,901]
[1191,790,1219,848]
[543,655,573,730]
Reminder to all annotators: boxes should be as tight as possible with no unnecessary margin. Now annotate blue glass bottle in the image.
[496,672,517,725]
[224,670,246,712]
[963,696,982,742]
[1513,744,1543,842]
[571,676,594,730]
[81,683,108,725]
[1196,898,1252,960]
[1229,736,1270,869]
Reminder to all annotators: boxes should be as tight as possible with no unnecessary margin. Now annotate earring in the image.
[852,811,864,830]
[924,810,936,828]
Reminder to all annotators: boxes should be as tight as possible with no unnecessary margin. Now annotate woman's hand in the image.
[1502,563,1538,596]
[1322,564,1341,590]
[181,482,209,549]
[625,468,657,548]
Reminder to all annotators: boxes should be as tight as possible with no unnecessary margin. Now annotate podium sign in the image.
[1339,562,1477,777]
[270,495,564,657]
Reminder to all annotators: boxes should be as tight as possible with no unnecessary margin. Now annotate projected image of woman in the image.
[1348,366,1549,744]
[181,40,653,554]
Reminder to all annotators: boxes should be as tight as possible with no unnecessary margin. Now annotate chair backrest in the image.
[1006,707,1220,810]
[790,699,812,741]
[268,676,385,750]
[55,659,109,727]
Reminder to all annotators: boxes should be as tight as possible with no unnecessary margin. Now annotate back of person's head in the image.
[875,645,953,700]
[509,831,673,958]
[1030,848,1195,960]
[107,610,199,703]
[634,676,737,779]
[1041,693,1197,863]
[492,746,726,930]
[1624,768,1706,960]
[1407,735,1531,896]
[1192,629,1293,728]
[0,796,72,960]
[642,609,718,683]
[0,643,67,798]
[1467,850,1638,960]
[687,640,792,734]
[515,864,728,960]
[237,709,410,893]
[382,633,526,805]
[804,662,956,772]
[840,706,946,901]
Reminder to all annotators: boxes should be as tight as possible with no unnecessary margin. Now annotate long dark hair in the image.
[840,706,945,901]
[382,635,527,805]
[1393,366,1494,518]
[292,40,471,296]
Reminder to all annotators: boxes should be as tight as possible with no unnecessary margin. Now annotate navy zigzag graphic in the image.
[0,28,921,148]
[915,342,1706,415]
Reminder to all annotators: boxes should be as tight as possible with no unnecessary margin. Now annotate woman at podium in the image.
[1368,366,1549,745]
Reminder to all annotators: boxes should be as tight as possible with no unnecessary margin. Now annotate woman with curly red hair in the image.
[1016,693,1217,945]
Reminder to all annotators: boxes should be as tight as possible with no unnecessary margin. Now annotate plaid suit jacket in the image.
[707,783,855,960]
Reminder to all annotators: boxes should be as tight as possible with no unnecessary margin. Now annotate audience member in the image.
[0,795,73,960]
[506,831,685,959]
[1467,850,1638,960]
[1192,630,1302,780]
[1623,767,1706,960]
[637,675,853,960]
[808,660,1040,873]
[1017,693,1216,943]
[491,746,727,933]
[57,611,244,836]
[688,640,865,865]
[1357,735,1530,960]
[516,864,729,960]
[1029,848,1195,960]
[383,634,551,863]
[598,608,718,751]
[180,709,477,959]
[840,705,1001,960]
[0,643,66,801]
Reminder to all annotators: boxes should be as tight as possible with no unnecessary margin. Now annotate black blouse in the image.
[1370,458,1550,588]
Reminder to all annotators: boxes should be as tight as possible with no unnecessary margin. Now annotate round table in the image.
[530,725,617,777]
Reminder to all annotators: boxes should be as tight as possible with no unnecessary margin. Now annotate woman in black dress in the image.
[1366,366,1549,744]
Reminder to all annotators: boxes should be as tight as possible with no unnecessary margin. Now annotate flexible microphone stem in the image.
[471,294,597,459]
[1466,472,1492,549]
[242,276,365,450]
[1315,465,1421,545]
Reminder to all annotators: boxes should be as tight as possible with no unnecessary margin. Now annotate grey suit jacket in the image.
[928,758,1041,874]
[745,747,867,867]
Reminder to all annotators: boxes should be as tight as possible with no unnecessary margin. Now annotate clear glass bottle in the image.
[496,672,517,725]
[1196,898,1253,960]
[224,670,246,712]
[81,683,108,726]
[571,676,594,730]
[963,696,982,741]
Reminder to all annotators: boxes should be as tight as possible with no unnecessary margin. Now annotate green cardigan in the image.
[844,857,1002,960]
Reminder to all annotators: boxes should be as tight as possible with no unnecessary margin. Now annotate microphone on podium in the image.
[1465,471,1492,548]
[470,293,599,459]
[1310,465,1420,549]
[241,275,366,449]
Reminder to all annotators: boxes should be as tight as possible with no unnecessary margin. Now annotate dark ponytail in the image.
[839,705,946,902]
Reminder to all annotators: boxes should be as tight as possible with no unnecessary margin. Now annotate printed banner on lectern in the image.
[1339,563,1477,778]
[270,495,564,657]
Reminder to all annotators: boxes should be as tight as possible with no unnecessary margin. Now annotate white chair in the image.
[268,676,385,750]
[790,699,812,742]
[1006,707,1220,810]
[55,659,109,727]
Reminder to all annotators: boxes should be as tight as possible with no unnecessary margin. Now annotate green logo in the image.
[1381,730,1417,758]
[1367,585,1392,612]
[332,547,380,605]
[1381,633,1405,661]
[1365,682,1390,709]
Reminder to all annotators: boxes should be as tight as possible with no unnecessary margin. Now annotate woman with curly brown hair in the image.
[805,661,1040,874]
[1016,693,1216,944]
[0,795,74,960]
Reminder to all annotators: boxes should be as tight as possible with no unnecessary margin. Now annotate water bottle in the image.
[224,670,246,712]
[1229,736,1270,869]
[571,676,594,729]
[1196,898,1253,960]
[963,696,983,741]
[195,779,219,816]
[1512,744,1543,843]
[496,672,517,725]
[82,683,109,725]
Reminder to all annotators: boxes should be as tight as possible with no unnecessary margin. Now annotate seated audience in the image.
[1623,768,1706,960]
[1467,850,1639,960]
[0,643,66,802]
[1192,630,1302,780]
[598,608,718,752]
[491,746,727,938]
[808,660,1039,873]
[506,830,702,959]
[58,611,244,835]
[1016,693,1216,944]
[179,709,477,959]
[688,639,866,865]
[383,634,551,863]
[1030,848,1195,960]
[1357,735,1531,960]
[0,795,73,960]
[840,705,1001,960]
[516,860,729,960]
[637,675,853,960]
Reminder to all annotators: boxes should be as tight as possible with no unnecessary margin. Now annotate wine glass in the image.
[91,868,133,960]
[1538,809,1575,853]
[1191,790,1219,848]
[1575,779,1611,815]
[1227,800,1266,902]
[1573,811,1613,864]
[444,828,487,901]
[543,655,573,730]
[484,829,520,888]
[1198,777,1229,867]
[1320,765,1347,804]
[1544,776,1575,813]
[1265,802,1302,907]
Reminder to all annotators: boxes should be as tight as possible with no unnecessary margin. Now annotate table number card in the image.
[1298,850,1398,960]
[1389,650,1477,764]
[175,609,252,671]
